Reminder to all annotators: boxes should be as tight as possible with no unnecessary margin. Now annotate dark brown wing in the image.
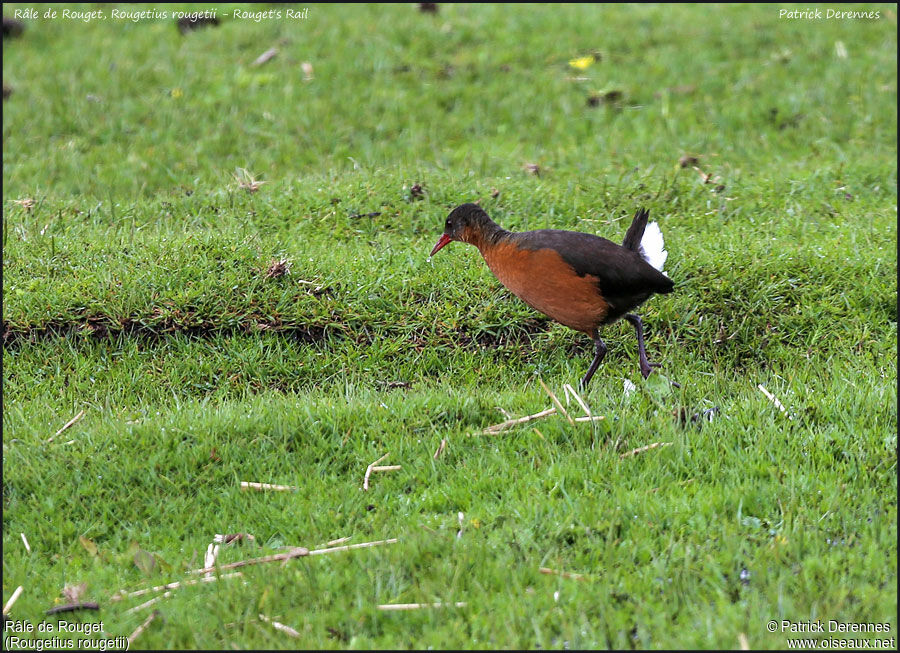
[512,228,673,321]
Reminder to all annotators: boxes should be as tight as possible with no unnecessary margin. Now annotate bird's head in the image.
[430,203,496,256]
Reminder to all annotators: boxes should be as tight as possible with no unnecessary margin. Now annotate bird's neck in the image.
[468,221,510,253]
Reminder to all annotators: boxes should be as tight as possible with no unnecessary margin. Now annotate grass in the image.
[2,3,897,649]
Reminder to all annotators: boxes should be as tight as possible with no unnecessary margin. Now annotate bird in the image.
[429,203,674,388]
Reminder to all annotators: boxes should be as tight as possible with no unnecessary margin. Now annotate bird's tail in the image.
[640,221,668,274]
[622,207,668,275]
[621,207,648,251]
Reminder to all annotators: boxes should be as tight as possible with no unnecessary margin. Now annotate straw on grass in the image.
[112,572,243,602]
[125,591,171,614]
[204,543,220,578]
[259,613,300,638]
[47,409,85,442]
[482,407,557,434]
[308,538,397,557]
[252,47,278,67]
[757,383,793,420]
[370,465,401,472]
[538,378,574,425]
[482,408,603,435]
[563,383,592,418]
[363,453,389,490]
[189,547,310,575]
[189,538,398,575]
[240,481,298,492]
[127,610,159,646]
[377,602,467,611]
[496,406,513,420]
[3,586,23,615]
[433,439,447,459]
[620,442,672,458]
[20,533,30,554]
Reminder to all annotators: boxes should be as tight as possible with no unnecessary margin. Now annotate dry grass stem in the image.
[482,407,556,434]
[125,591,172,614]
[308,538,398,556]
[377,601,467,611]
[20,533,30,553]
[620,442,673,458]
[204,543,220,578]
[370,465,402,472]
[538,378,574,425]
[252,47,278,66]
[3,586,24,615]
[188,538,396,575]
[240,481,298,492]
[48,409,85,442]
[363,453,390,490]
[111,572,243,602]
[694,166,709,183]
[757,383,794,420]
[189,547,310,575]
[127,610,159,646]
[433,438,447,459]
[259,613,301,638]
[563,383,592,418]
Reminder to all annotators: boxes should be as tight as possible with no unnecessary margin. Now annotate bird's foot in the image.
[640,360,662,379]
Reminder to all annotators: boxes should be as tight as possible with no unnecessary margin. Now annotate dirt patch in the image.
[3,315,552,352]
[2,317,331,350]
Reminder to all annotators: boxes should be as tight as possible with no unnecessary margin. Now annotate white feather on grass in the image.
[640,221,668,275]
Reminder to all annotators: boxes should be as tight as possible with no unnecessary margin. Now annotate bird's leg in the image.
[625,313,661,379]
[579,329,607,390]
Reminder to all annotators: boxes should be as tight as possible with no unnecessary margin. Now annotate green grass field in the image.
[2,3,897,649]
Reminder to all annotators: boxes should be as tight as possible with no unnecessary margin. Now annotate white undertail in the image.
[640,221,668,275]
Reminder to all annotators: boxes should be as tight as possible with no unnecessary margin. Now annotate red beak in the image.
[430,233,452,256]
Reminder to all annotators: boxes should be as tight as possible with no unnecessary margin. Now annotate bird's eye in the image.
[446,220,452,228]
